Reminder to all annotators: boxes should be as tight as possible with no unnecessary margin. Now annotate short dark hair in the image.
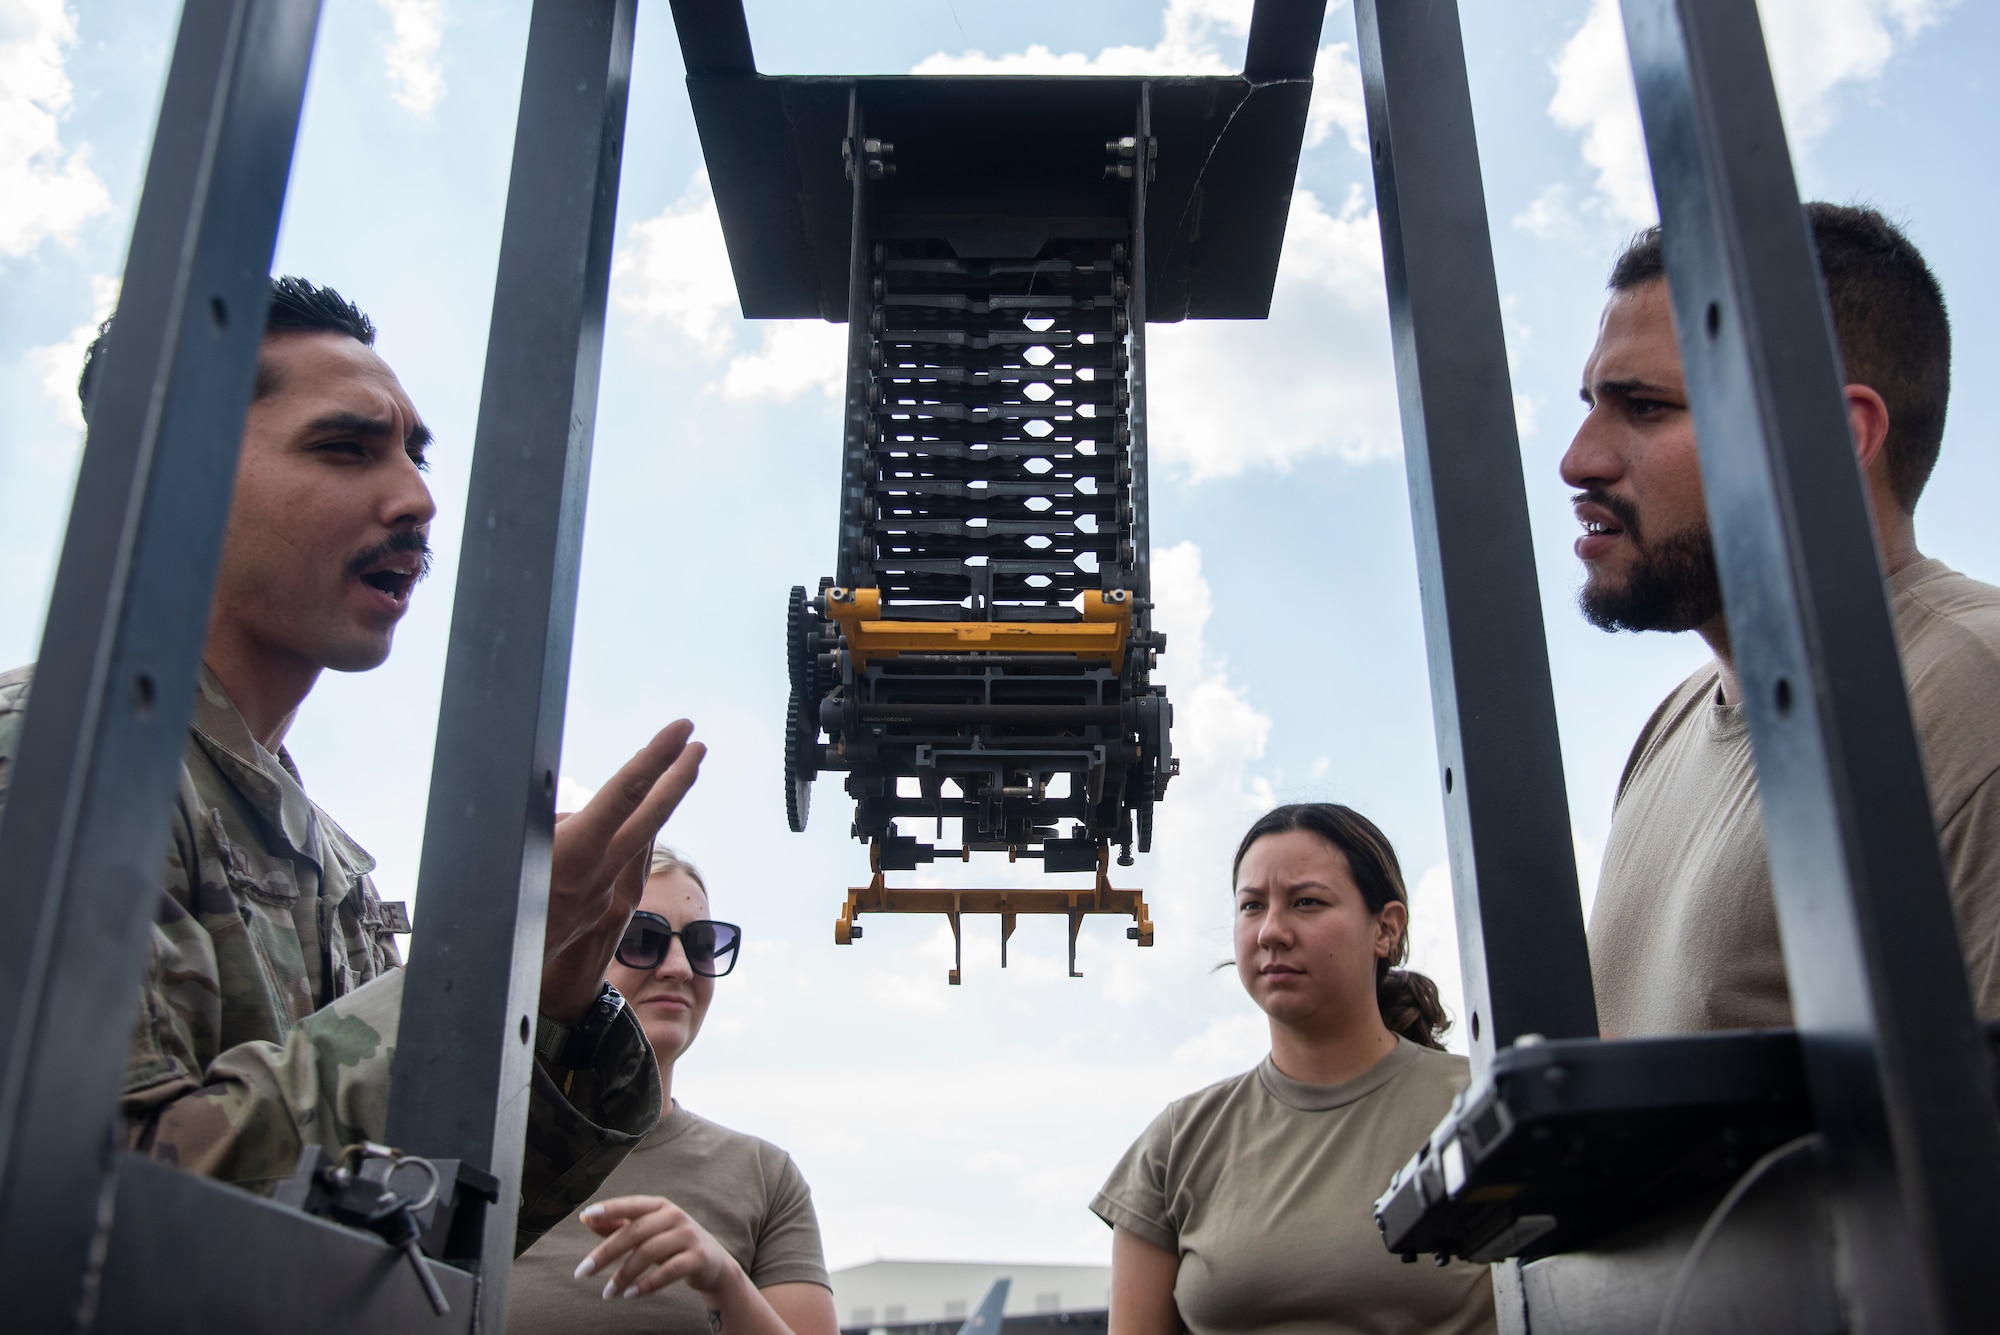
[1609,203,1951,511]
[77,276,377,423]
[1231,803,1451,1050]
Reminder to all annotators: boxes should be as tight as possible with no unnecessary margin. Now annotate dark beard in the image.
[1577,497,1724,633]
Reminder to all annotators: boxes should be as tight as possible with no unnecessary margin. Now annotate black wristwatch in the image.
[534,983,627,1071]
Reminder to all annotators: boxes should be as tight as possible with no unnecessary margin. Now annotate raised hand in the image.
[540,722,705,1021]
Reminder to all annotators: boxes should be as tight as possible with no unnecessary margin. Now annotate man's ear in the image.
[1845,383,1892,475]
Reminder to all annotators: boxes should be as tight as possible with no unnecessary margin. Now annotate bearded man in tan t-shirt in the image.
[1565,203,2000,1036]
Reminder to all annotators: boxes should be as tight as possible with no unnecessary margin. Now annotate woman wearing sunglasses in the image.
[509,846,838,1335]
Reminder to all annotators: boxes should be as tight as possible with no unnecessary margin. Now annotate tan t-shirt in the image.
[1092,1040,1496,1335]
[1590,558,2000,1034]
[509,1103,830,1335]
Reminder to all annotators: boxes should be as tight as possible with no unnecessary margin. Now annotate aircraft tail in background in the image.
[957,1278,1010,1335]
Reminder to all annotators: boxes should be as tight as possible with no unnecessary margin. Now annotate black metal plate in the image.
[1375,1031,1814,1263]
[94,1156,476,1334]
[685,74,1313,322]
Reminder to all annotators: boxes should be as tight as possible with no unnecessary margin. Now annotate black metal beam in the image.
[1352,0,1598,1069]
[835,88,871,590]
[1620,1,2000,1328]
[683,74,1312,323]
[94,1156,476,1334]
[1244,0,1330,80]
[383,0,635,1327]
[1127,85,1153,604]
[665,0,753,76]
[0,0,321,1324]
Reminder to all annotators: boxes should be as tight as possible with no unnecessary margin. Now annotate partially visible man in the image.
[1565,204,2000,1035]
[0,277,703,1249]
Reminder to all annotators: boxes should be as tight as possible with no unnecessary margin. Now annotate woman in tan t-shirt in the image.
[1093,804,1496,1335]
[508,847,838,1335]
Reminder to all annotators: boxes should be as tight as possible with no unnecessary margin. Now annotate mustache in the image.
[1573,488,1644,545]
[346,529,434,583]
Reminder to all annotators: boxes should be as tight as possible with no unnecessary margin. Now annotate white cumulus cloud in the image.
[913,0,1252,77]
[915,0,1365,158]
[1148,184,1398,480]
[1761,0,1954,140]
[1151,541,1273,791]
[1305,34,1367,154]
[1530,0,1956,236]
[1540,0,1654,231]
[721,320,848,404]
[377,0,446,116]
[1068,538,1278,1008]
[612,171,846,401]
[613,172,738,354]
[0,0,111,260]
[553,773,598,816]
[1405,860,1466,1054]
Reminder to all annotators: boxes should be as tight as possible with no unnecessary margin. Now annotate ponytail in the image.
[1377,964,1450,1051]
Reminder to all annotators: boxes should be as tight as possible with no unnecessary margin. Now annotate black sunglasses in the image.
[615,912,742,978]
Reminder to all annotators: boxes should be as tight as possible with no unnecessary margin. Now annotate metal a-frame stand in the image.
[3,0,1996,1331]
[0,0,634,1329]
[1357,1,2000,1331]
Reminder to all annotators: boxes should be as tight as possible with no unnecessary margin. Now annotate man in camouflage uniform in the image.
[0,277,702,1250]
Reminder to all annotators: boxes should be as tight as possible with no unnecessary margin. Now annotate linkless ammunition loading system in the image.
[676,18,1325,977]
[3,1,1998,1331]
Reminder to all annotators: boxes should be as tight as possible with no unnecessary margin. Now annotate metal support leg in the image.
[0,0,321,1323]
[834,87,872,589]
[1126,83,1153,605]
[1352,0,1598,1072]
[383,0,635,1327]
[1620,1,2000,1327]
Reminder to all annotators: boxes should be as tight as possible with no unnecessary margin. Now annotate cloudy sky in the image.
[5,0,1996,1271]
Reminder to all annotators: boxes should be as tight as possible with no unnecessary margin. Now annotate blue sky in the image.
[4,0,1994,1269]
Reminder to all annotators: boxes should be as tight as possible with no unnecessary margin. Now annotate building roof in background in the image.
[830,1260,1111,1327]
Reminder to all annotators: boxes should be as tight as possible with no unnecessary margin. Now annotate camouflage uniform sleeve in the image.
[125,967,662,1255]
[125,967,409,1187]
[515,1004,661,1253]
[0,667,30,812]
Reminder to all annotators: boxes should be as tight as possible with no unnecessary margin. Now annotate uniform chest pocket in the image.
[206,817,300,905]
[197,816,313,987]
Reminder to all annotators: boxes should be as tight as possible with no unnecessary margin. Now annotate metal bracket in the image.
[274,1144,500,1265]
[835,841,1153,984]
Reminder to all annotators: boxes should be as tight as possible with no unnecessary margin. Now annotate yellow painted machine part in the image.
[824,586,1133,670]
[833,855,1156,986]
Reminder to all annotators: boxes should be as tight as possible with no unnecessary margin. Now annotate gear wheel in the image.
[787,584,823,700]
[784,690,816,832]
[1137,802,1155,853]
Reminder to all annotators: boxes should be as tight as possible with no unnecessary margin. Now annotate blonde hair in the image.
[648,844,707,894]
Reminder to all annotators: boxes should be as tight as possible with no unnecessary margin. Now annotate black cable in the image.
[1653,1133,1823,1335]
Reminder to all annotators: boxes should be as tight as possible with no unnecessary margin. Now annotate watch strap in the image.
[534,983,626,1071]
